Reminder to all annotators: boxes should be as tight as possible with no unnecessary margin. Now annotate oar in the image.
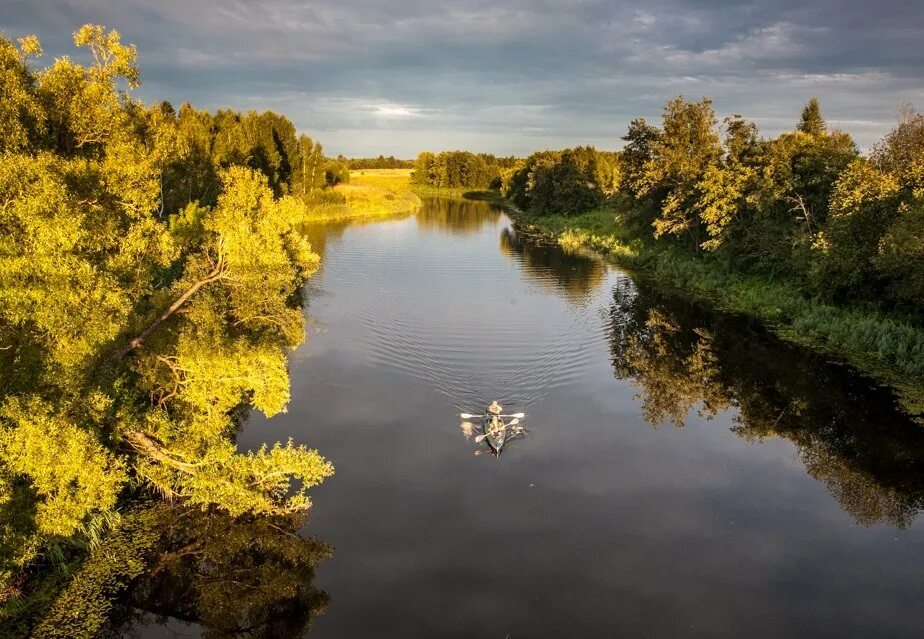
[460,412,525,419]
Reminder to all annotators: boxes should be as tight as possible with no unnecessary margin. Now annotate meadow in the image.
[303,169,422,222]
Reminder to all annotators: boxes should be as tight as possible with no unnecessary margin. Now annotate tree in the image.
[872,104,924,194]
[0,35,45,152]
[811,158,900,298]
[875,202,924,309]
[620,117,661,198]
[290,134,325,197]
[323,159,350,186]
[410,151,435,185]
[797,97,827,136]
[640,97,722,248]
[0,26,333,606]
[38,24,140,155]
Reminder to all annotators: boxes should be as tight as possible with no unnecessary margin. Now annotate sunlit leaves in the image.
[0,398,125,538]
[0,35,45,152]
[0,24,331,604]
[0,152,133,371]
[639,97,722,245]
[695,163,755,251]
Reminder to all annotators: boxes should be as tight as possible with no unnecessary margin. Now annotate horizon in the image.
[4,1,923,156]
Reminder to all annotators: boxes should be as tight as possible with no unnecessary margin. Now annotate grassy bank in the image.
[303,169,422,222]
[410,184,472,197]
[511,200,924,418]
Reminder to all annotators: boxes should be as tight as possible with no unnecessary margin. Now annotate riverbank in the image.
[410,184,472,197]
[303,169,422,222]
[498,196,924,419]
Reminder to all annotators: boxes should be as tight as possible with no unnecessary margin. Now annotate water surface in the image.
[134,197,924,637]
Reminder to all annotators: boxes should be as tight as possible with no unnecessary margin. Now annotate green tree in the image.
[875,202,924,308]
[291,134,326,197]
[812,158,901,298]
[0,26,333,605]
[620,117,661,198]
[0,35,45,152]
[410,151,435,185]
[639,97,722,248]
[797,97,827,136]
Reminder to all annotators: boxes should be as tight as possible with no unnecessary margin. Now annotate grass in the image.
[302,169,422,222]
[513,199,924,418]
[348,168,414,190]
[410,184,472,197]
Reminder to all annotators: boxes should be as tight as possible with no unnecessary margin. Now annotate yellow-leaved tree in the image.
[0,25,333,615]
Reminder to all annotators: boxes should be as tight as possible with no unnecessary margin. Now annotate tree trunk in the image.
[125,429,199,474]
[116,247,226,359]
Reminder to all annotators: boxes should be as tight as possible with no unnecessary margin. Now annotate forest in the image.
[0,25,337,630]
[410,150,518,190]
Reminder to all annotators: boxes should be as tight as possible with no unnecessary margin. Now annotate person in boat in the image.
[484,401,505,439]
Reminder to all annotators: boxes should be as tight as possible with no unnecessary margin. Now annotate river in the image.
[128,196,924,638]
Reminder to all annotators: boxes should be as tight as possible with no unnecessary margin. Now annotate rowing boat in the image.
[459,403,526,457]
[483,412,507,455]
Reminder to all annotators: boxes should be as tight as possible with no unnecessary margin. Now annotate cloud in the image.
[3,0,923,155]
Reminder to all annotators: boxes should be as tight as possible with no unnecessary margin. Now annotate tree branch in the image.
[124,429,201,474]
[116,242,227,359]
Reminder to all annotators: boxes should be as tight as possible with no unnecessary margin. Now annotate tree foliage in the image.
[410,150,509,189]
[502,94,921,315]
[0,25,333,609]
[502,147,619,216]
[342,154,414,170]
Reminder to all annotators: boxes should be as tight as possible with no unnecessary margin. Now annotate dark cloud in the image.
[3,0,923,155]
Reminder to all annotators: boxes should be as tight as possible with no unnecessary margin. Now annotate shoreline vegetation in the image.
[510,200,924,419]
[403,102,924,419]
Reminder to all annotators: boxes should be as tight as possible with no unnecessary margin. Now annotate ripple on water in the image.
[351,281,617,411]
[308,209,630,411]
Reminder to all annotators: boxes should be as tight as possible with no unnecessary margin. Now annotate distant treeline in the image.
[340,155,414,170]
[502,97,924,315]
[411,151,519,189]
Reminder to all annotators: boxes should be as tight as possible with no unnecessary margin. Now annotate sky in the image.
[3,0,923,157]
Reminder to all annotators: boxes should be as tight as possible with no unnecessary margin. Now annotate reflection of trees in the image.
[17,503,331,638]
[499,226,607,304]
[607,283,924,527]
[299,212,414,261]
[415,197,502,234]
[612,308,729,426]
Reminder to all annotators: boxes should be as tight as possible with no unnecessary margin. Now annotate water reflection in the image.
[498,224,607,305]
[415,196,502,235]
[606,283,924,528]
[299,210,417,261]
[16,503,331,637]
[119,507,330,638]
